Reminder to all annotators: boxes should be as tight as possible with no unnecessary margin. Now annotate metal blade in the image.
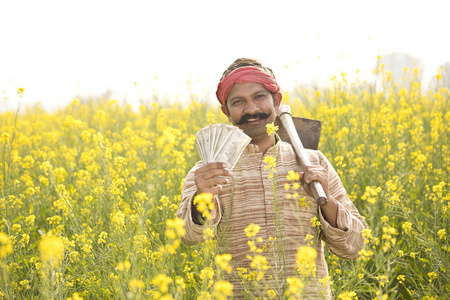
[274,115,321,150]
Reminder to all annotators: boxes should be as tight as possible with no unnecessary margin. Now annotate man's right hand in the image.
[194,162,233,196]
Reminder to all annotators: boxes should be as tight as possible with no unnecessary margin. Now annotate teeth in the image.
[248,118,258,121]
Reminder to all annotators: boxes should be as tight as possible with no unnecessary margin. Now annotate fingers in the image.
[195,163,232,177]
[194,162,233,195]
[302,166,327,184]
[300,166,329,198]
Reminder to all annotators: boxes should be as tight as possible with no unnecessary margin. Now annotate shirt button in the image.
[268,200,272,204]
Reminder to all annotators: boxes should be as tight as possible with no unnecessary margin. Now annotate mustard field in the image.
[1,67,449,299]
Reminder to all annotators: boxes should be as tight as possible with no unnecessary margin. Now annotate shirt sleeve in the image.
[316,151,368,260]
[176,161,222,246]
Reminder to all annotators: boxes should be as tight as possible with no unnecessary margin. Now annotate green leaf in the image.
[419,257,430,264]
[12,215,23,223]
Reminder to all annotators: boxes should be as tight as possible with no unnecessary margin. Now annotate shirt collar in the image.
[244,133,282,154]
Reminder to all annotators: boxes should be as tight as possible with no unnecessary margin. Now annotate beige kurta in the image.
[177,140,368,299]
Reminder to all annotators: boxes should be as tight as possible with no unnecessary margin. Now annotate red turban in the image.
[216,66,281,105]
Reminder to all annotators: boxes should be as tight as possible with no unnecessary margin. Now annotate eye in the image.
[231,99,243,106]
[255,94,265,99]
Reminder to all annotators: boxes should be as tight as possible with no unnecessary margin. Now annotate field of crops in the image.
[1,67,449,299]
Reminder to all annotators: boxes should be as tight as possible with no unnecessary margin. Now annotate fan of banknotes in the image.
[195,124,251,169]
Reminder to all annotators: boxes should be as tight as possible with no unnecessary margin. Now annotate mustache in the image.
[235,111,272,125]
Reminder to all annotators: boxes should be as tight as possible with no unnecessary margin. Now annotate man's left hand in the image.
[300,165,329,200]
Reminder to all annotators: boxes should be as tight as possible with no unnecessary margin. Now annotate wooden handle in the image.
[277,105,328,206]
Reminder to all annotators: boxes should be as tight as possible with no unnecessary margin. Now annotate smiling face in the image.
[221,82,282,147]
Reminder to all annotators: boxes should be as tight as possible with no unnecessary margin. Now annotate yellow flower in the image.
[151,274,172,293]
[165,229,177,239]
[310,216,321,227]
[358,249,374,261]
[295,246,317,277]
[428,272,437,282]
[286,170,300,181]
[437,229,446,240]
[114,156,127,168]
[361,228,372,243]
[129,278,145,289]
[397,275,405,284]
[319,275,332,288]
[244,223,261,238]
[198,291,212,300]
[264,155,276,170]
[213,280,233,300]
[215,253,232,274]
[376,275,388,287]
[175,277,186,290]
[39,235,64,267]
[116,260,131,271]
[193,193,214,220]
[249,254,270,280]
[267,289,277,298]
[25,215,36,226]
[314,90,322,98]
[0,232,13,258]
[200,267,214,287]
[110,211,126,229]
[304,234,314,246]
[266,122,279,137]
[166,217,186,238]
[337,291,358,300]
[286,277,304,296]
[19,280,31,290]
[97,231,107,244]
[68,293,83,300]
[361,186,381,204]
[0,233,9,245]
[40,161,54,175]
[203,227,214,239]
[402,222,412,234]
[1,132,10,143]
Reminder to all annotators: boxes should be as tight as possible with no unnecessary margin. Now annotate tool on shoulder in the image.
[276,105,327,206]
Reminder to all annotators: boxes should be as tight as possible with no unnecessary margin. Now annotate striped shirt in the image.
[177,140,368,299]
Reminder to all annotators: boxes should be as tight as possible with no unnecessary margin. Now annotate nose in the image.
[244,99,258,115]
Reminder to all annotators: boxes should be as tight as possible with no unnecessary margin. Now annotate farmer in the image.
[177,58,368,299]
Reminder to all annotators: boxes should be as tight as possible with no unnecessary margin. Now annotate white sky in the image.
[1,0,449,111]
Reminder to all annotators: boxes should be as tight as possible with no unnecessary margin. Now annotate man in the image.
[177,58,368,299]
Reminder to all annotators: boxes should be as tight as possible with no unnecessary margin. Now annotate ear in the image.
[221,104,231,122]
[274,92,282,112]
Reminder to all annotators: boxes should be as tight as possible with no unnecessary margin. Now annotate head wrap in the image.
[216,66,281,105]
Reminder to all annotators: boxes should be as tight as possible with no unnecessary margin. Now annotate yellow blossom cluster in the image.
[266,122,279,137]
[193,193,215,220]
[244,223,261,238]
[0,232,13,258]
[215,253,232,274]
[39,234,65,267]
[295,246,317,277]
